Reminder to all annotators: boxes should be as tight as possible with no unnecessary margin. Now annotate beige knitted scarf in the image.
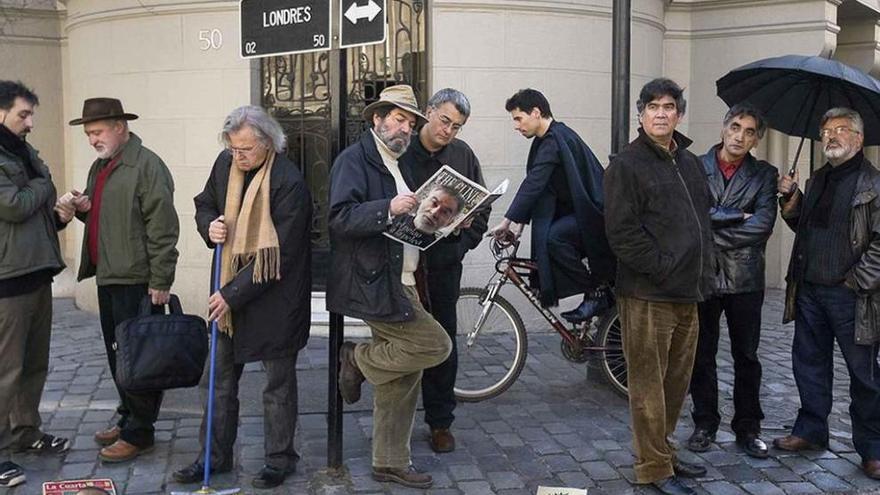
[218,150,281,335]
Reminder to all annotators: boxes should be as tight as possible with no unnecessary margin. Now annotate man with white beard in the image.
[68,98,179,463]
[776,107,880,480]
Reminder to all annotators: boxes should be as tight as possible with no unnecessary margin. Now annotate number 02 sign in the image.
[239,0,332,58]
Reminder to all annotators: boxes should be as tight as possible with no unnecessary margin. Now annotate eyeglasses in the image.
[819,126,861,139]
[437,114,464,132]
[227,144,263,156]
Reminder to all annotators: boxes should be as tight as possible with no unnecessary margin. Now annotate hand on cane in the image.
[207,291,229,321]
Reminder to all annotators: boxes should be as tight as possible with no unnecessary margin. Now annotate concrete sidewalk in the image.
[5,289,880,494]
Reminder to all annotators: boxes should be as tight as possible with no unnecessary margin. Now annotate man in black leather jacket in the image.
[686,104,777,459]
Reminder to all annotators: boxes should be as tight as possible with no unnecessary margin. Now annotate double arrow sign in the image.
[344,0,382,24]
[240,0,387,59]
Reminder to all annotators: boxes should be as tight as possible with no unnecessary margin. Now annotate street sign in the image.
[240,0,332,58]
[339,0,386,49]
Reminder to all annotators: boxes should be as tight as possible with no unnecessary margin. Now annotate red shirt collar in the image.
[716,148,745,180]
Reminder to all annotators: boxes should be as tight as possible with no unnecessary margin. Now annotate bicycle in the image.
[453,238,627,402]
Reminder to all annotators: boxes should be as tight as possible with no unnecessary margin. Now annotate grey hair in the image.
[821,107,864,135]
[221,105,287,153]
[723,103,767,139]
[426,88,471,119]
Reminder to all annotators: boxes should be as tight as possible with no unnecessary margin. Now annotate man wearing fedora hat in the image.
[68,97,179,463]
[328,84,452,489]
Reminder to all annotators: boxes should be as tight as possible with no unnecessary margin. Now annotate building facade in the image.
[2,0,879,314]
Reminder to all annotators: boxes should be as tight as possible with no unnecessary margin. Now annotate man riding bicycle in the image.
[489,89,615,321]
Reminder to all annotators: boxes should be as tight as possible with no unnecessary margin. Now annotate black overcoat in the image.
[505,121,614,306]
[194,150,313,363]
[326,131,415,322]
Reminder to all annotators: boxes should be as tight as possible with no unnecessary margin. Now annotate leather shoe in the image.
[172,461,232,484]
[98,439,151,463]
[773,435,823,452]
[686,428,714,452]
[429,428,455,453]
[652,476,696,495]
[863,459,880,480]
[560,288,611,323]
[94,426,120,447]
[673,458,707,478]
[737,434,769,459]
[252,464,294,489]
[339,342,365,404]
[372,465,433,489]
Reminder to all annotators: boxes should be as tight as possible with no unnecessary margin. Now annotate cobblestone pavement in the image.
[6,289,880,495]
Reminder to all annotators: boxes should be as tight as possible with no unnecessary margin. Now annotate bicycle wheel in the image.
[454,287,528,402]
[596,306,628,398]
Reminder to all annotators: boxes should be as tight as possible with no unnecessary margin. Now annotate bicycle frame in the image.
[468,240,608,353]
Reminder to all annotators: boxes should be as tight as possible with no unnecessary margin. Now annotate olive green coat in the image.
[76,133,179,289]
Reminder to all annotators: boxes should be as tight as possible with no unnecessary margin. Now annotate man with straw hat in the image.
[68,97,179,463]
[328,84,452,489]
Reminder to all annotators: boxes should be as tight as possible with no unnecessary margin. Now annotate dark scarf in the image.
[0,125,35,178]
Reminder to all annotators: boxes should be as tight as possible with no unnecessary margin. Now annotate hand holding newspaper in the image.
[384,165,508,250]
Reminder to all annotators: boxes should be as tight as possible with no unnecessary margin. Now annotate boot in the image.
[560,287,611,323]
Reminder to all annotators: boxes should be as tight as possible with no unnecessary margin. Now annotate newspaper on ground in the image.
[43,479,116,495]
[535,486,587,495]
[384,164,508,250]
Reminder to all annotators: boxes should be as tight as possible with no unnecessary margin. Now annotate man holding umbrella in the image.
[776,107,880,480]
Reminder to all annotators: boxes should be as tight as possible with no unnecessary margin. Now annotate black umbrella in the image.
[717,55,880,170]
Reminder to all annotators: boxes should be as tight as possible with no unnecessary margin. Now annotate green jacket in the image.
[76,133,179,289]
[0,141,65,280]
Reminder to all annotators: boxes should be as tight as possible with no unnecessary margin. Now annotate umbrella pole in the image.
[789,136,806,177]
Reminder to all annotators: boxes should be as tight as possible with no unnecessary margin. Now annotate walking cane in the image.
[171,245,240,495]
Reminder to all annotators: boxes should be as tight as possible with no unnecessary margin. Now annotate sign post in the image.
[240,0,332,58]
[339,0,386,48]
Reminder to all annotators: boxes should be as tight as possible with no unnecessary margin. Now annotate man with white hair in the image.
[777,107,880,480]
[68,98,179,463]
[174,105,313,489]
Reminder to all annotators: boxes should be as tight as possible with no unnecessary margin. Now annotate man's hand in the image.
[207,291,229,321]
[488,218,520,243]
[743,213,753,220]
[209,215,227,244]
[389,193,418,217]
[54,201,75,223]
[149,288,170,306]
[779,169,799,197]
[71,191,91,212]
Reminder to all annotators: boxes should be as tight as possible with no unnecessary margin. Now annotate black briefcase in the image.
[114,294,208,392]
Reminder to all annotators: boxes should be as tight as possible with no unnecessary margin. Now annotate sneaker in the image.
[17,434,70,455]
[0,461,26,487]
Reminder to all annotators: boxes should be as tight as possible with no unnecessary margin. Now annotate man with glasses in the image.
[776,107,880,480]
[489,89,615,322]
[399,88,488,453]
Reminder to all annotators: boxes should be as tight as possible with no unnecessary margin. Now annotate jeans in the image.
[792,282,880,461]
[197,334,300,471]
[690,291,765,438]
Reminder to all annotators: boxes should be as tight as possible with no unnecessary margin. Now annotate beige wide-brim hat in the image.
[362,85,427,125]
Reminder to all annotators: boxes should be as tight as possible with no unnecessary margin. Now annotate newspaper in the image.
[43,479,116,495]
[384,164,508,250]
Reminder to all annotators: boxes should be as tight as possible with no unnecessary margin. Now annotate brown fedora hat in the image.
[69,97,139,126]
[362,85,427,124]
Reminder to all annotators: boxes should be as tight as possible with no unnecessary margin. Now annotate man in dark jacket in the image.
[489,88,614,320]
[173,105,313,489]
[399,88,489,454]
[604,78,713,495]
[775,107,880,481]
[687,104,778,459]
[329,85,452,489]
[69,98,179,463]
[0,81,71,488]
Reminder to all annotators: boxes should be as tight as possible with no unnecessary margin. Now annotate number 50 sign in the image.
[239,0,332,58]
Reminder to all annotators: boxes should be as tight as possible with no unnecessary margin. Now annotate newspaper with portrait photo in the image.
[384,164,508,250]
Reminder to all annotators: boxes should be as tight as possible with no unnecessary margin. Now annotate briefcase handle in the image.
[138,294,184,316]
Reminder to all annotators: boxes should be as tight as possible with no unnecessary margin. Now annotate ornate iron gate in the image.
[261,0,427,290]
